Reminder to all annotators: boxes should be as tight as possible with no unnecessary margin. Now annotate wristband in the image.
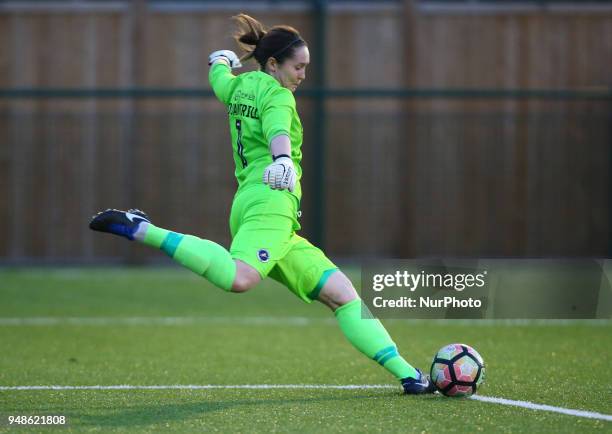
[273,154,291,161]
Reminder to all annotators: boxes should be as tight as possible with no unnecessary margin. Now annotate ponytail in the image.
[232,14,306,70]
[232,13,267,63]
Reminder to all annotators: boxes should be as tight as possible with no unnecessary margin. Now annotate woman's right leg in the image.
[232,259,262,292]
[138,222,262,292]
[89,208,260,293]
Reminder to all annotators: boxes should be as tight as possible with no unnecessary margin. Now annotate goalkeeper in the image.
[89,13,434,395]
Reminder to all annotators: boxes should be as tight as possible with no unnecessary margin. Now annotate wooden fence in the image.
[0,2,610,261]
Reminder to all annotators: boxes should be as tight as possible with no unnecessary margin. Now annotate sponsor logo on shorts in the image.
[257,249,270,263]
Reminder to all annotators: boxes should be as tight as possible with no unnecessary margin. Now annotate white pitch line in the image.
[0,317,609,327]
[0,385,610,422]
[0,384,396,391]
[0,317,333,326]
[470,395,612,422]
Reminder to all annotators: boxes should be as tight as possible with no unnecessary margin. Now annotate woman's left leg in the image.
[269,236,434,394]
[318,271,426,386]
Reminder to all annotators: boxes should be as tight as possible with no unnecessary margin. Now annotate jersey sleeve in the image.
[208,62,235,104]
[260,86,295,145]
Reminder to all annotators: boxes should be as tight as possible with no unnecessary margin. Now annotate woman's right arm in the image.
[208,51,241,104]
[209,63,235,104]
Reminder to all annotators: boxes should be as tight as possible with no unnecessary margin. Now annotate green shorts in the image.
[229,184,337,303]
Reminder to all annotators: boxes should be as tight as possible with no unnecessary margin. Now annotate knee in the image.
[230,260,261,293]
[329,288,359,309]
[231,275,255,293]
[317,271,359,310]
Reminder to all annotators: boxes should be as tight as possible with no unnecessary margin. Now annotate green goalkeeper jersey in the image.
[209,63,303,201]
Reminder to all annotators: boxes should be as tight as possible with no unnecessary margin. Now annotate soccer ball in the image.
[430,343,485,397]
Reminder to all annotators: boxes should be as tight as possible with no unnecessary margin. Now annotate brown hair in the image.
[233,14,306,70]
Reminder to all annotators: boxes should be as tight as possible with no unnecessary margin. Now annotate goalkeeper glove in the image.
[208,50,242,69]
[263,155,296,192]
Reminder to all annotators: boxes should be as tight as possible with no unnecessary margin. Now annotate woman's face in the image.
[267,45,310,92]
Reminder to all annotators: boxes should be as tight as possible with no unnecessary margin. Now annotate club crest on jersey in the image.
[257,249,270,263]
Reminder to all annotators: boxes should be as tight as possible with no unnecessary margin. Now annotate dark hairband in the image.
[268,37,303,61]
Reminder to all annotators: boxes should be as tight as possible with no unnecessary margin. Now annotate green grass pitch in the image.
[0,267,610,433]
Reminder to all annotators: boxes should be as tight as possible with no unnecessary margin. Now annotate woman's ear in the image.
[266,57,277,73]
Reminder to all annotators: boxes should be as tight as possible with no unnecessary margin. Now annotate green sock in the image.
[142,224,236,291]
[335,298,418,380]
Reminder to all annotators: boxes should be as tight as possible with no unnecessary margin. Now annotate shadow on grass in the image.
[74,392,423,429]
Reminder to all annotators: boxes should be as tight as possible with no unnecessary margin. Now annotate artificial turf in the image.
[0,268,610,433]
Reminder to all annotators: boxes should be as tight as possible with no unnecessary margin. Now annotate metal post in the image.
[609,89,612,257]
[311,0,327,250]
